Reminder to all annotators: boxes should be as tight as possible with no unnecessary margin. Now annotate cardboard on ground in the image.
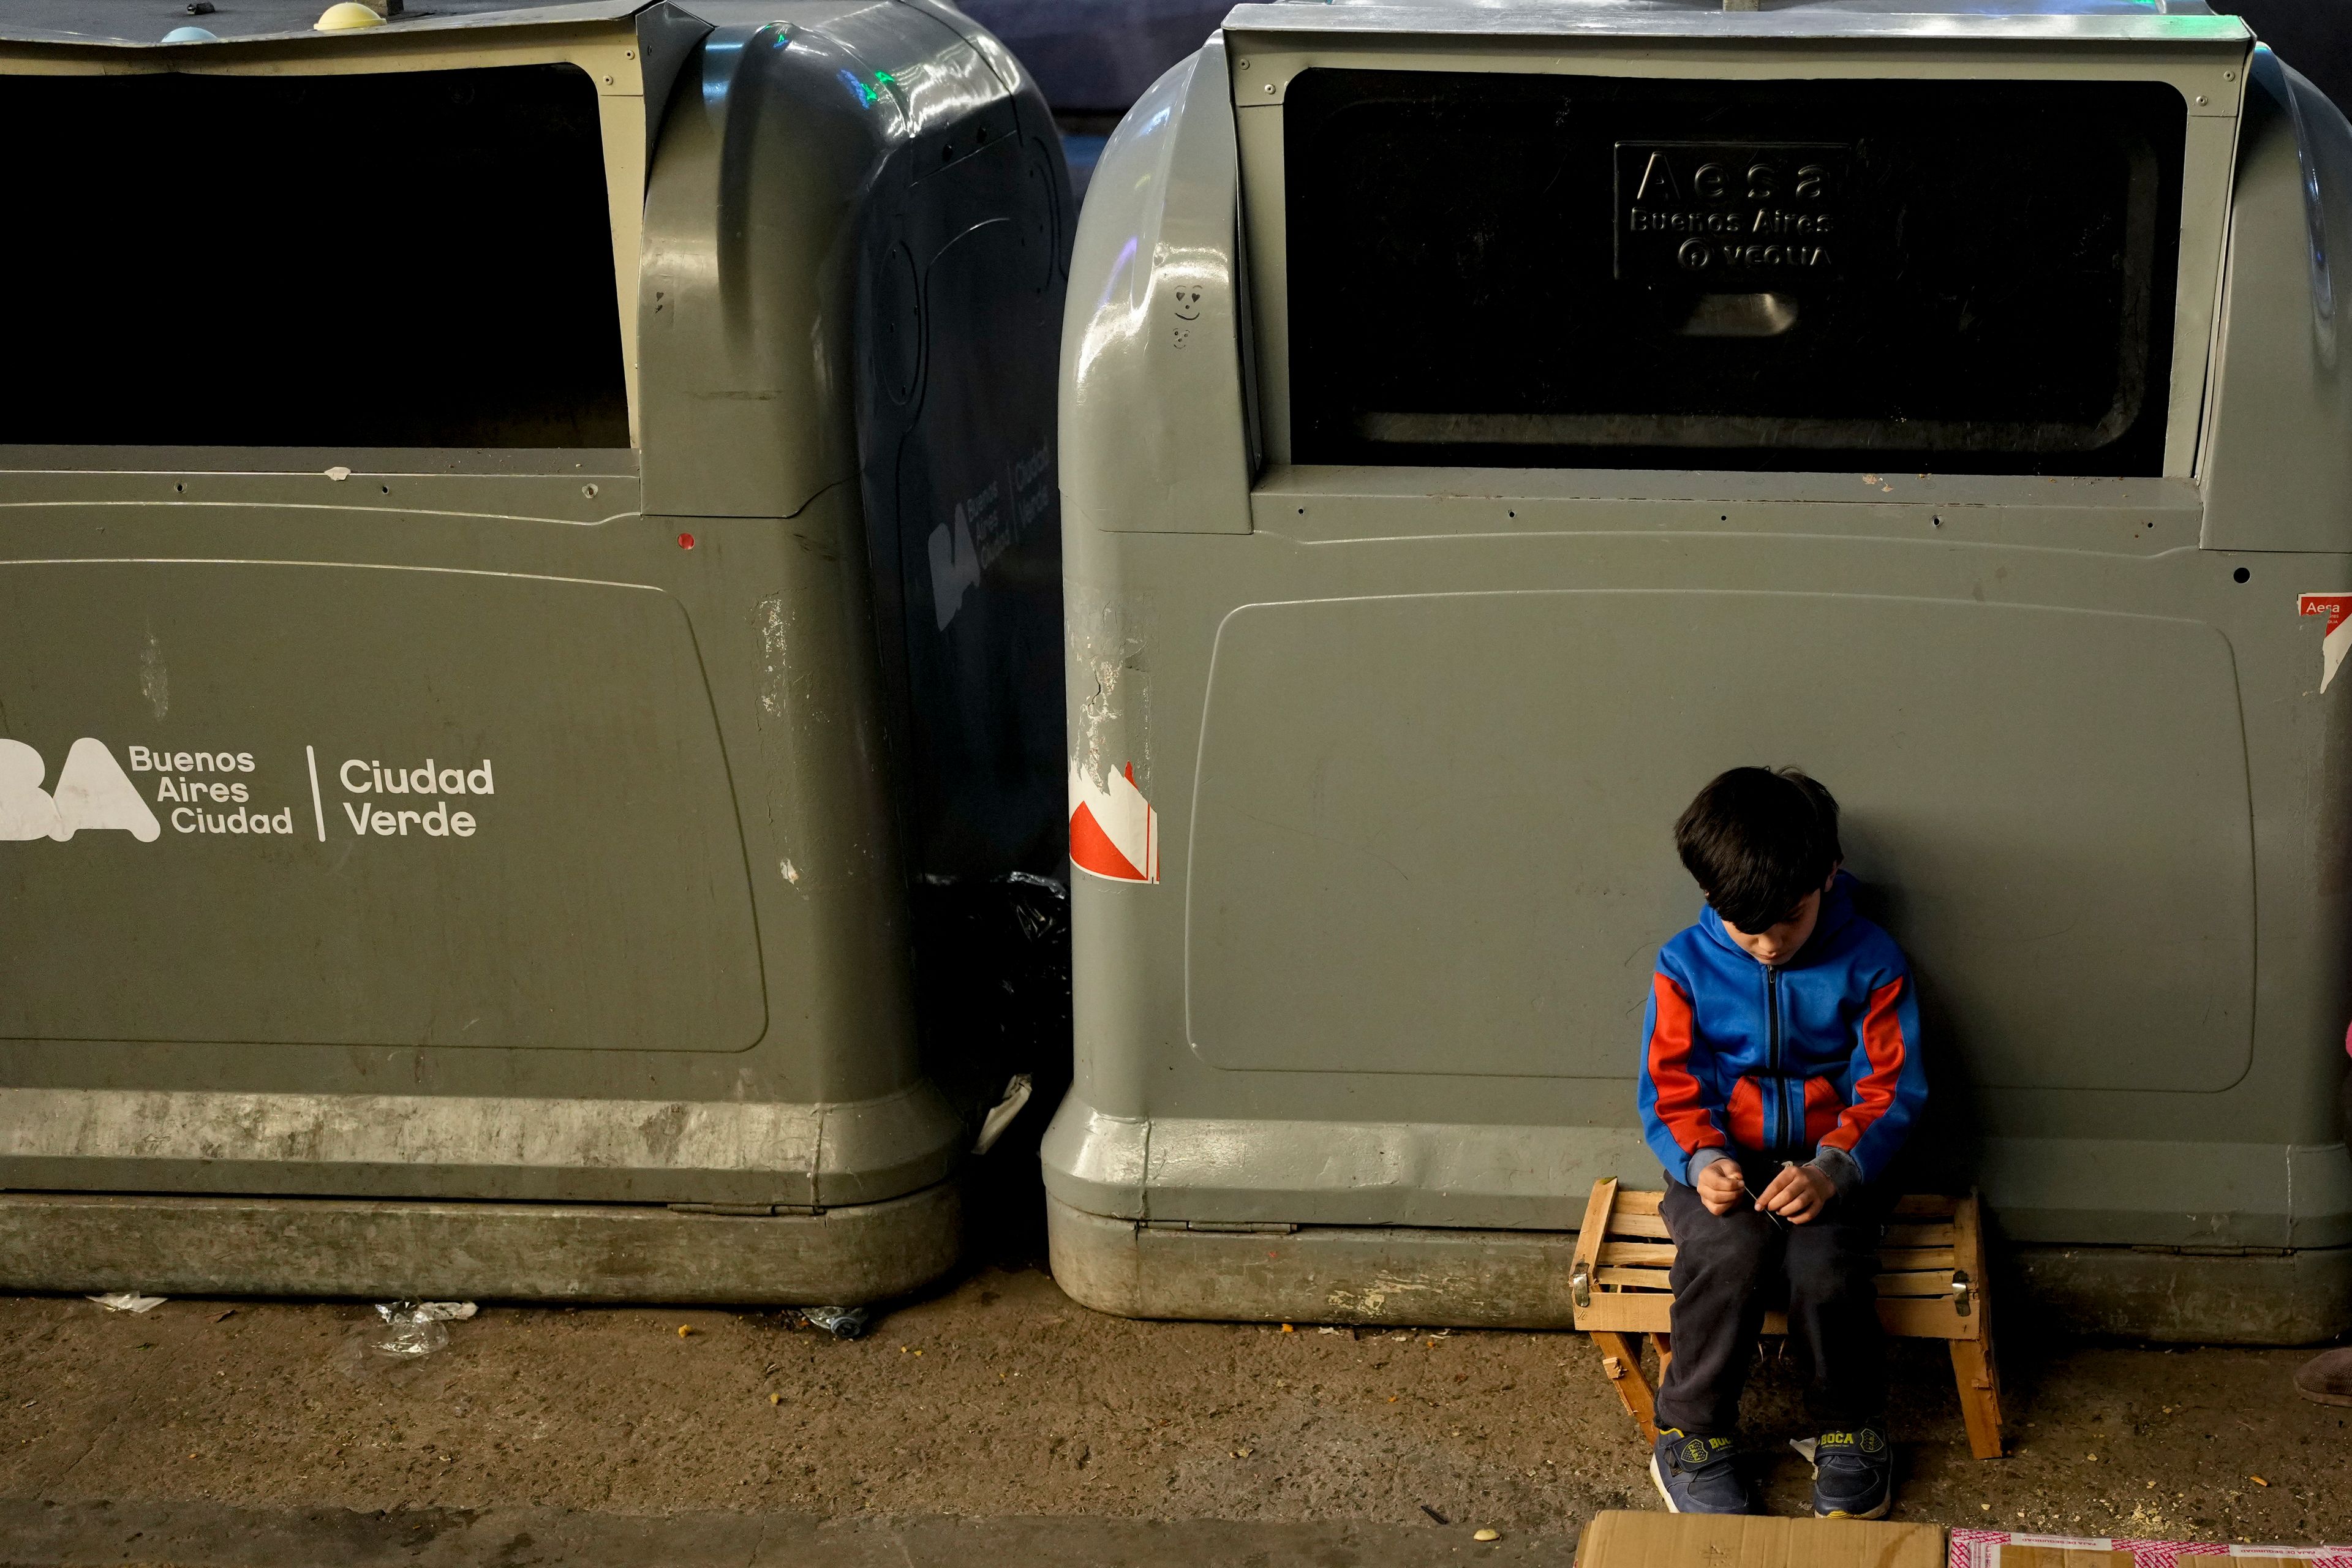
[2002,1554,2321,1568]
[1575,1511,1945,1567]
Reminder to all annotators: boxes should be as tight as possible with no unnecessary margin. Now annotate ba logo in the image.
[0,739,160,843]
[1858,1430,1885,1454]
[1681,1439,1713,1467]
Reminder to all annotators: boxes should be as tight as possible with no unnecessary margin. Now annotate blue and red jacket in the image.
[1638,872,1926,1188]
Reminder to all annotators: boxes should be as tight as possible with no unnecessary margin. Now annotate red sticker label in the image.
[2300,593,2352,692]
[1069,760,1157,883]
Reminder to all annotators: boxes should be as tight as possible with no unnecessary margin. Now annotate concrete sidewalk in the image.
[2,1262,2347,1552]
[0,1499,1572,1567]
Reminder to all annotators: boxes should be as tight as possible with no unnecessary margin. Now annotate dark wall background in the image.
[958,0,1226,203]
[958,0,1227,113]
[2213,1,2352,113]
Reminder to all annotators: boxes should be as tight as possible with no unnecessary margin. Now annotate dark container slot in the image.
[0,64,627,449]
[1284,70,2186,475]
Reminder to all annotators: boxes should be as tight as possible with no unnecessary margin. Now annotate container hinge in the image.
[1950,1268,1972,1317]
[1570,1261,1593,1310]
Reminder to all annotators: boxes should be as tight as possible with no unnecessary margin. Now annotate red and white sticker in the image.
[1069,760,1157,883]
[2300,592,2352,693]
[1950,1530,2352,1567]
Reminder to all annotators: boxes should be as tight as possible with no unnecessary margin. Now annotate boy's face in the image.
[1720,866,1839,966]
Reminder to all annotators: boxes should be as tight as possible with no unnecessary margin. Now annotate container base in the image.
[0,1181,963,1306]
[2011,1242,2352,1344]
[1046,1194,1583,1329]
[1046,1194,2352,1344]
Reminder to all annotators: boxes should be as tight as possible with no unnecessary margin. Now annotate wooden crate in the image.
[1569,1179,2003,1460]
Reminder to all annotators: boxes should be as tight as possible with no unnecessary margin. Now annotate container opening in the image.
[0,63,628,450]
[1284,70,2185,475]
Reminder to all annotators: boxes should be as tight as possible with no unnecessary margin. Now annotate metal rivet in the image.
[603,75,614,85]
[2223,69,2235,80]
[1263,83,1276,95]
[1238,58,1250,69]
[2196,94,2209,105]
[583,483,600,499]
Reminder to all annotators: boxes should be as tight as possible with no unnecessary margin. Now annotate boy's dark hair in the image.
[1674,767,1843,933]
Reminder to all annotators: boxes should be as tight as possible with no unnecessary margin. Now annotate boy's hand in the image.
[1757,1163,1835,1224]
[1694,1158,1745,1216]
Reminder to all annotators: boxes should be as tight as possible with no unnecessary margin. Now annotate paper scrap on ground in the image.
[369,1300,477,1359]
[87,1294,166,1314]
[1950,1530,2352,1567]
[972,1073,1034,1155]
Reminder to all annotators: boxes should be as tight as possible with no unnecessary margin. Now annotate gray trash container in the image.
[1044,0,2352,1343]
[0,0,1068,1305]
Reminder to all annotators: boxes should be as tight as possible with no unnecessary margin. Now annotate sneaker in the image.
[2294,1346,2352,1407]
[1807,1425,1894,1520]
[1649,1428,1752,1515]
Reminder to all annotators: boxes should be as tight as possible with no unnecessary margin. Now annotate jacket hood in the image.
[1697,869,1859,965]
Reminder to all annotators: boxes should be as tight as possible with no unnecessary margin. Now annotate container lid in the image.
[0,0,645,48]
[1221,0,2252,46]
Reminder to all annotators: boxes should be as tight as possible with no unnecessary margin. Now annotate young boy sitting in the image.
[1636,767,1926,1518]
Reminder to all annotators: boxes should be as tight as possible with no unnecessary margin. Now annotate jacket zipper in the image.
[1766,963,1785,1157]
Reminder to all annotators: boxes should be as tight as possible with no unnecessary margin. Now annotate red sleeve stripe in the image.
[1820,974,1907,1153]
[1647,974,1724,1155]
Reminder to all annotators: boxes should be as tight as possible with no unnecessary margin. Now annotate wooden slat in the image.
[1875,1247,1957,1271]
[1879,1296,1968,1340]
[1961,1204,2007,1451]
[1572,1179,1618,1276]
[1882,1222,1956,1248]
[1606,1212,1672,1240]
[1589,1287,1969,1338]
[1949,1194,1987,1344]
[1597,1242,1678,1266]
[1591,1330,1659,1440]
[1951,1336,2004,1457]
[1596,1267,1675,1291]
[1574,1185,1985,1341]
[1893,1193,1958,1218]
[1594,1268,1962,1297]
[1574,1294,1675,1333]
[1951,1194,1986,1275]
[1607,1214,1947,1246]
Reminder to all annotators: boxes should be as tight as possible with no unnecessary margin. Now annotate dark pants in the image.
[1653,1164,1887,1438]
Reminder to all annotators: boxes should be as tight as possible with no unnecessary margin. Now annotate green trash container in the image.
[1044,0,2352,1343]
[0,0,1068,1305]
